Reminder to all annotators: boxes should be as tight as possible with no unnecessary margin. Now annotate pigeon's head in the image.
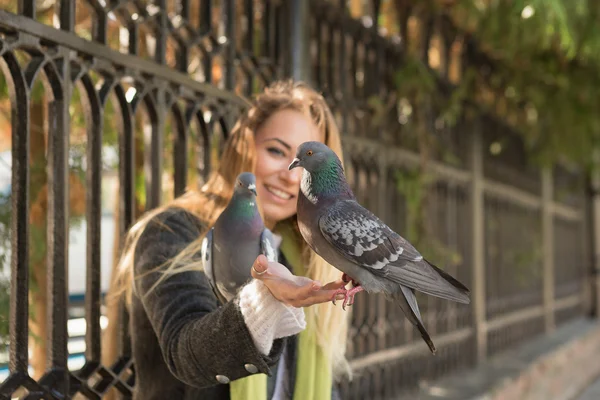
[234,172,258,197]
[288,141,339,173]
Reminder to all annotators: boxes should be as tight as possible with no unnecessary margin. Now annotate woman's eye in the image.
[267,147,285,157]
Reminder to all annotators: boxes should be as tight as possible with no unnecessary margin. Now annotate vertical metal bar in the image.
[371,0,382,97]
[289,0,311,83]
[179,43,189,74]
[372,0,381,19]
[338,18,348,135]
[245,0,254,53]
[581,172,593,316]
[422,15,434,64]
[46,55,71,396]
[199,0,212,83]
[542,168,555,331]
[223,0,236,91]
[245,0,254,97]
[174,115,188,197]
[117,87,135,359]
[129,22,139,56]
[351,37,358,98]
[373,39,383,97]
[181,0,191,20]
[200,113,212,182]
[155,0,168,65]
[18,0,35,18]
[57,0,75,31]
[377,156,388,351]
[326,24,335,93]
[82,77,103,363]
[148,92,165,210]
[178,0,190,73]
[199,0,212,35]
[590,149,600,318]
[117,94,135,248]
[275,2,288,78]
[313,18,322,88]
[264,1,273,59]
[93,8,108,44]
[470,120,487,363]
[7,55,31,375]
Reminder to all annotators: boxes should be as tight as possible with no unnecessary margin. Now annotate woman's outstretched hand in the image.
[250,254,346,308]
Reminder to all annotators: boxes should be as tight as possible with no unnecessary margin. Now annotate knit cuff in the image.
[239,279,306,355]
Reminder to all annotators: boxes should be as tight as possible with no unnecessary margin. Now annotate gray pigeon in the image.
[201,172,279,304]
[289,141,470,354]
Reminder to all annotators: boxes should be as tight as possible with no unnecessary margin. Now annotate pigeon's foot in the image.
[342,285,364,311]
[331,284,365,310]
[331,288,348,307]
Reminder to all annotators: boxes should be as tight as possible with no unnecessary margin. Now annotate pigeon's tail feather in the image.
[393,287,436,354]
[425,258,470,293]
[386,258,471,305]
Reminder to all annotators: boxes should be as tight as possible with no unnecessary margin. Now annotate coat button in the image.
[244,363,258,374]
[216,375,230,384]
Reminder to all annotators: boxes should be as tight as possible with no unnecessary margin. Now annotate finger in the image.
[299,288,346,307]
[262,277,312,301]
[250,254,269,279]
[321,279,347,291]
[292,279,324,302]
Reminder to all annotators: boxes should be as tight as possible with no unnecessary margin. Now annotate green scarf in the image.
[229,224,332,400]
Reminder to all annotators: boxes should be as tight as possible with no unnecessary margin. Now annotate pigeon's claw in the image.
[331,287,348,306]
[342,285,365,311]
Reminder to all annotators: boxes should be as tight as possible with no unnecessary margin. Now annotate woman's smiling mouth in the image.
[264,184,294,200]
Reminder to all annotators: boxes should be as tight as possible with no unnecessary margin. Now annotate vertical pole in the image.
[45,48,71,396]
[590,151,600,318]
[470,122,486,363]
[377,153,388,350]
[223,0,236,91]
[542,168,555,331]
[289,0,312,84]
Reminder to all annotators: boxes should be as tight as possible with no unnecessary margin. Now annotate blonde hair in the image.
[110,80,351,379]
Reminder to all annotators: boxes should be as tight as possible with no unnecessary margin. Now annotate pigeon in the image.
[288,141,470,354]
[201,172,279,304]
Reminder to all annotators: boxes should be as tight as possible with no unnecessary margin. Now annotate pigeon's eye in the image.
[306,150,313,156]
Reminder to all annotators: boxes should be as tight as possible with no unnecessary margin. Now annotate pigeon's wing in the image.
[319,200,469,303]
[200,228,217,289]
[318,200,423,268]
[200,228,229,305]
[260,228,279,263]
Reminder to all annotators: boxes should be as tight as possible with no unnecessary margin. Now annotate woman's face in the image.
[254,108,321,227]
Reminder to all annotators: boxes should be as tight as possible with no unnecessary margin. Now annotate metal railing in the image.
[0,1,593,399]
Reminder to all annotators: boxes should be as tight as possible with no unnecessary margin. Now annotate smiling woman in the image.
[254,109,322,228]
[108,80,351,400]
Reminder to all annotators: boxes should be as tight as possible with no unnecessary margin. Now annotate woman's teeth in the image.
[266,185,292,200]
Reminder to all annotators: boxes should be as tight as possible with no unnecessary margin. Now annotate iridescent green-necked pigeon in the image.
[288,141,470,354]
[201,172,279,304]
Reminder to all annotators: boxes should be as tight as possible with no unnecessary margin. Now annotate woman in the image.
[110,80,352,400]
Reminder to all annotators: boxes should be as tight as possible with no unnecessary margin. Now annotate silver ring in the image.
[252,265,267,275]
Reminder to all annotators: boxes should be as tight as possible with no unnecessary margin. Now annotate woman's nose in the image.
[281,164,302,183]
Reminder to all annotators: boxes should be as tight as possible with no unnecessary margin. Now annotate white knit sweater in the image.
[238,279,306,355]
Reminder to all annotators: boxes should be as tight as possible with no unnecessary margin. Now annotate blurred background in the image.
[0,0,599,399]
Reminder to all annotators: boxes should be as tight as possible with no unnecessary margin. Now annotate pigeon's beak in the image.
[288,158,301,170]
[247,183,257,196]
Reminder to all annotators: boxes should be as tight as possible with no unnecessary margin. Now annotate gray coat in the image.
[131,207,294,400]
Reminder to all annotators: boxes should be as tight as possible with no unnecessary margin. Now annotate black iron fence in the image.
[0,1,594,399]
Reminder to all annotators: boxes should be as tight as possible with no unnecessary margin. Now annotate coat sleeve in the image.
[133,208,285,388]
